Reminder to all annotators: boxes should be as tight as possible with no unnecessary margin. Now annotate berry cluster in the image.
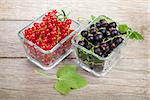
[78,19,124,58]
[24,9,73,51]
[23,9,75,65]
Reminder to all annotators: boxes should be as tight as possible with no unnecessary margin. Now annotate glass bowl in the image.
[18,14,81,70]
[72,15,128,77]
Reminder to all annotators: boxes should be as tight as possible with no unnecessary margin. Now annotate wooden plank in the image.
[0,89,148,100]
[0,58,148,98]
[0,0,149,21]
[0,21,149,58]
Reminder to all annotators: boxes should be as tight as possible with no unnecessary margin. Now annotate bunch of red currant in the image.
[24,9,73,51]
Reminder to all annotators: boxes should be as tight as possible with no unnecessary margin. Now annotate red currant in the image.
[65,19,72,25]
[40,22,46,28]
[33,22,39,27]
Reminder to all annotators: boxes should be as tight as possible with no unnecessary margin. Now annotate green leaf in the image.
[128,31,144,40]
[91,15,96,20]
[55,65,88,95]
[55,81,71,95]
[118,24,128,33]
[56,65,76,78]
[65,73,87,89]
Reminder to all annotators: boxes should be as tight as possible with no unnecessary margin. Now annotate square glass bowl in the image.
[18,14,80,70]
[72,16,128,77]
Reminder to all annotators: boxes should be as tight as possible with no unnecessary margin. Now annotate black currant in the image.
[110,29,120,36]
[81,30,88,38]
[87,36,94,42]
[94,34,103,41]
[90,27,96,34]
[100,43,110,52]
[101,51,108,57]
[108,22,117,28]
[90,24,95,28]
[99,29,106,34]
[78,40,85,47]
[113,37,124,46]
[110,43,116,50]
[99,19,108,27]
[94,47,103,56]
[93,41,100,46]
[96,22,101,28]
[85,43,92,50]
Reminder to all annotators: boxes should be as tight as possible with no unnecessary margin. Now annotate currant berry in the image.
[108,22,117,28]
[81,30,88,38]
[94,47,103,56]
[85,43,92,50]
[78,40,86,47]
[99,19,108,27]
[94,34,103,41]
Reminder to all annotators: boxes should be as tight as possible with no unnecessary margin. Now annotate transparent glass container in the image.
[72,16,128,77]
[18,14,80,70]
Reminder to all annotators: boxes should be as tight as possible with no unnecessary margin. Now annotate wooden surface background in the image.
[0,0,149,100]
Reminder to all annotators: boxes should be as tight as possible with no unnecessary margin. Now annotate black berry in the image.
[85,43,92,50]
[110,29,119,36]
[94,47,103,56]
[108,22,117,28]
[94,34,103,41]
[90,27,96,34]
[90,24,95,28]
[81,30,88,38]
[100,43,110,52]
[78,40,85,47]
[87,36,94,42]
[96,22,101,28]
[99,19,108,27]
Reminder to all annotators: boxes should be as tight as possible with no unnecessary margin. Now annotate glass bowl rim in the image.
[71,15,129,60]
[18,13,81,54]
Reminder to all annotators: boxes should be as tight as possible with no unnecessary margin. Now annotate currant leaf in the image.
[55,65,88,95]
[128,31,144,40]
[118,24,128,33]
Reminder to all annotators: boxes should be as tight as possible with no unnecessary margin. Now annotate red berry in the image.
[35,41,42,47]
[42,37,49,43]
[52,9,57,14]
[31,27,36,31]
[33,22,39,27]
[42,16,47,22]
[48,23,53,28]
[65,19,72,25]
[40,30,46,34]
[45,28,50,33]
[40,22,46,28]
[41,45,47,50]
[46,44,51,50]
[24,9,73,52]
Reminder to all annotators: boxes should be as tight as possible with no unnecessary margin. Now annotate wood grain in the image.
[0,0,149,21]
[0,0,149,99]
[0,59,149,100]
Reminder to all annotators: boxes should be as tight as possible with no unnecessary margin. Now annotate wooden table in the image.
[0,0,149,100]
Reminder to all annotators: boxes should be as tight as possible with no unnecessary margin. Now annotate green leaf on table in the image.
[55,80,71,95]
[128,31,144,40]
[64,73,87,89]
[118,24,128,33]
[56,65,76,78]
[55,65,88,95]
